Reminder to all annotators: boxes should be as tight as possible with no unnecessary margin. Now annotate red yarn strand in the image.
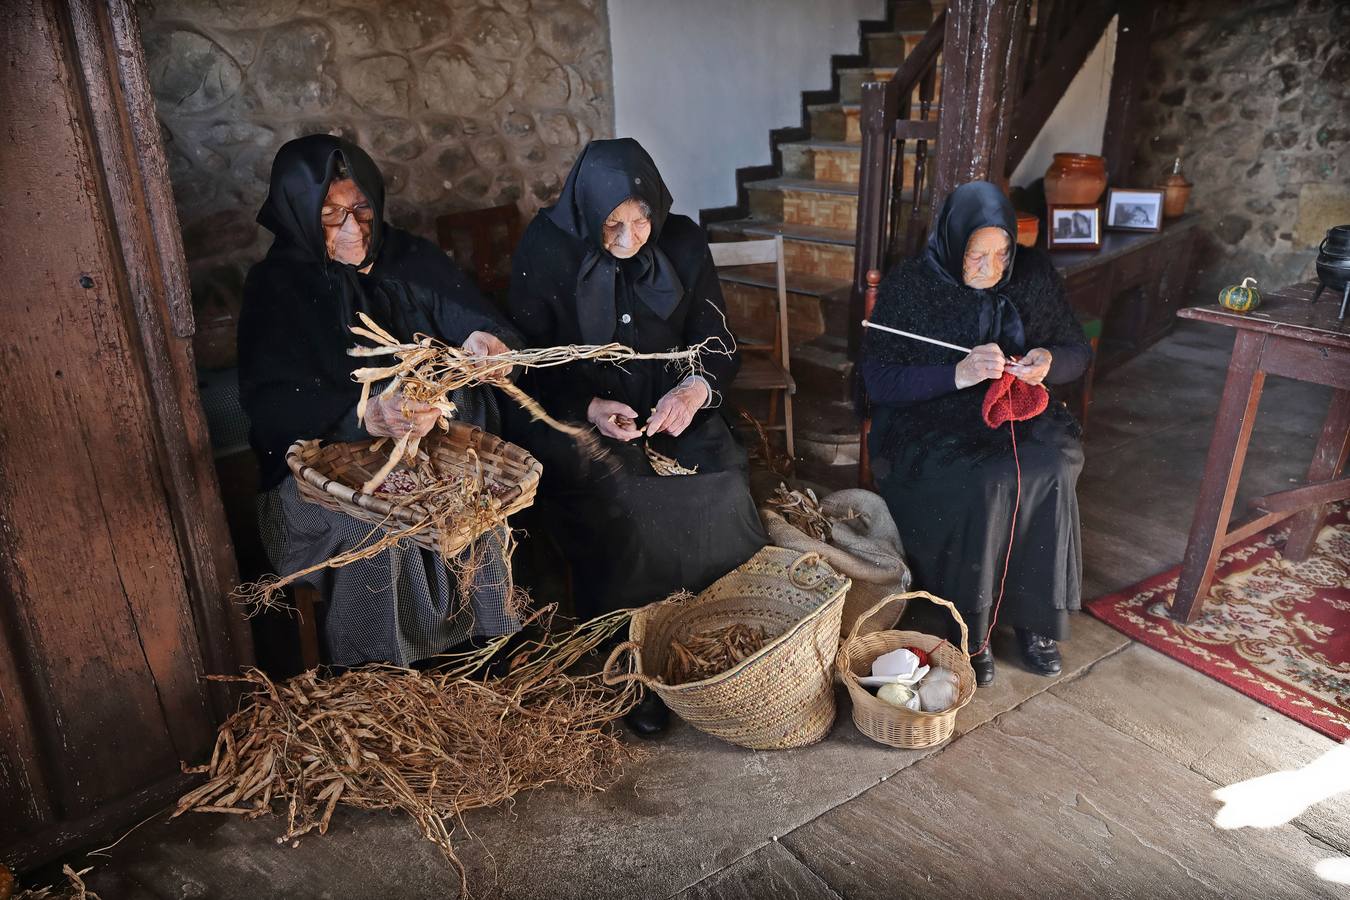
[973,421,1021,657]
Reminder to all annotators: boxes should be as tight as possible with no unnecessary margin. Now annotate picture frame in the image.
[1046,205,1102,250]
[1105,188,1165,233]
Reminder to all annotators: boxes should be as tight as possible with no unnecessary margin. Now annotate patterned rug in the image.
[1086,503,1350,741]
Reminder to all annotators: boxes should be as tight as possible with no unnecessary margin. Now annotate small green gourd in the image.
[1219,276,1261,313]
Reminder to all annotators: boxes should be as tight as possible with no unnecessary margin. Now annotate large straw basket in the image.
[602,547,850,750]
[286,421,541,558]
[837,591,977,749]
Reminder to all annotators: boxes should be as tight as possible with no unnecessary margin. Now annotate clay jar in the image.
[1044,153,1107,206]
[1160,158,1193,219]
[1015,211,1039,247]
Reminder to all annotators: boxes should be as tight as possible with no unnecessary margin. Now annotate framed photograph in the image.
[1105,188,1164,233]
[1047,205,1102,250]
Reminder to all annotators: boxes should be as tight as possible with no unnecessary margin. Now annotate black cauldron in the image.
[1312,224,1350,318]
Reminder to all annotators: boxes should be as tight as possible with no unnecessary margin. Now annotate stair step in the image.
[866,29,926,67]
[780,139,920,187]
[747,177,860,233]
[715,262,844,298]
[709,219,857,282]
[837,65,944,105]
[808,103,864,143]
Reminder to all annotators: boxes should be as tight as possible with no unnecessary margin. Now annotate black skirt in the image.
[529,413,768,617]
[874,414,1083,644]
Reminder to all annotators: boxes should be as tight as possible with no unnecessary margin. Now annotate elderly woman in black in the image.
[507,138,767,730]
[238,134,523,668]
[859,181,1091,686]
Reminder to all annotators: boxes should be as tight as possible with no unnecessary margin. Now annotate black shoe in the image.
[970,644,996,686]
[1015,628,1062,676]
[624,689,670,738]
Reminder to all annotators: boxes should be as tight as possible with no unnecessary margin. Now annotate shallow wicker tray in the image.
[286,422,541,557]
[836,591,977,749]
[603,547,850,750]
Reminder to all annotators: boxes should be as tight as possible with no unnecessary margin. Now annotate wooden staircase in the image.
[705,0,1126,484]
[706,2,942,478]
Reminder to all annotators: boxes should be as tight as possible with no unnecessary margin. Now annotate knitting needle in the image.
[861,320,1024,367]
[861,320,972,354]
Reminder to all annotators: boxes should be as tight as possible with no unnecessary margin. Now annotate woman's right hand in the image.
[365,392,441,439]
[954,343,1007,389]
[588,397,644,442]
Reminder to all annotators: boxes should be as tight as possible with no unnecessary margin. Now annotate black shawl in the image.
[507,138,738,424]
[861,183,1086,466]
[238,134,521,489]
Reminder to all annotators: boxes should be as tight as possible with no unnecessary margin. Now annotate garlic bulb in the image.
[877,682,921,710]
[916,667,960,712]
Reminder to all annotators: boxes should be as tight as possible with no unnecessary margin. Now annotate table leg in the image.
[1172,330,1267,623]
[1282,389,1350,560]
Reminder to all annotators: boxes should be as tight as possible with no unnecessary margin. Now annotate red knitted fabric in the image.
[981,372,1049,428]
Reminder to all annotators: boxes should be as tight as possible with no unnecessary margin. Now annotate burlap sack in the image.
[760,488,912,636]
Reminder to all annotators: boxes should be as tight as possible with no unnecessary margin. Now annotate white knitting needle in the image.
[861,320,972,355]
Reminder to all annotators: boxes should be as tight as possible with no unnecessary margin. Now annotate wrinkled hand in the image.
[954,343,1007,390]
[365,392,441,439]
[462,330,510,357]
[1007,347,1052,386]
[588,397,644,442]
[647,378,708,438]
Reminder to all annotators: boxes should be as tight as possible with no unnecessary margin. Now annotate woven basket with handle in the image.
[286,421,541,558]
[837,591,977,749]
[602,547,850,750]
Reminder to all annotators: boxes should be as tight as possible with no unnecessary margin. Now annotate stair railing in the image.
[848,9,946,355]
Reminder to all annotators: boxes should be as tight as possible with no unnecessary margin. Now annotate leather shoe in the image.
[1015,628,1062,676]
[624,689,670,738]
[970,644,995,686]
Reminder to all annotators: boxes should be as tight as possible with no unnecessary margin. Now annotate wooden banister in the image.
[857,268,883,489]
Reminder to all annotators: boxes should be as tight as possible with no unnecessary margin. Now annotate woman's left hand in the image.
[647,378,708,437]
[1008,347,1052,386]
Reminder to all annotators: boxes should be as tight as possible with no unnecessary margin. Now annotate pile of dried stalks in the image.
[174,609,642,895]
[7,866,99,900]
[765,484,835,542]
[664,623,771,684]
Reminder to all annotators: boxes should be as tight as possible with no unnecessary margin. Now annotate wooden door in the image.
[0,0,251,869]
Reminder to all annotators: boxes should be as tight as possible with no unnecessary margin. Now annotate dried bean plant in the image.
[766,484,836,542]
[664,623,772,684]
[174,607,642,897]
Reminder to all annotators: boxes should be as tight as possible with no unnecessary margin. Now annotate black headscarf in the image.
[257,134,386,268]
[239,134,516,489]
[923,181,1026,352]
[543,138,683,343]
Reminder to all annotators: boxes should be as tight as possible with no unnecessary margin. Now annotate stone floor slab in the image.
[674,842,841,900]
[781,691,1342,899]
[1051,643,1350,854]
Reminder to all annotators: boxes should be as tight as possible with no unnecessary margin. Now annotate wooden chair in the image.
[294,584,323,671]
[709,236,795,459]
[435,203,522,302]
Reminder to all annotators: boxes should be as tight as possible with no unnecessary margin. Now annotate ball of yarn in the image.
[877,682,921,710]
[916,666,960,712]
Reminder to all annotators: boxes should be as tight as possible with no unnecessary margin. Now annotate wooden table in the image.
[1171,281,1350,622]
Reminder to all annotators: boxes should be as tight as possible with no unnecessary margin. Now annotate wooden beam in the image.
[1005,0,1119,176]
[1101,0,1157,186]
[932,0,1030,219]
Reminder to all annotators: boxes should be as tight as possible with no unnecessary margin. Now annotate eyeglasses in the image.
[320,203,375,227]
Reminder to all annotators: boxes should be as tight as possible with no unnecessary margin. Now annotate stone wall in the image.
[135,0,613,334]
[1128,0,1349,299]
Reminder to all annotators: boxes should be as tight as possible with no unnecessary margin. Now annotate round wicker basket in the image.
[286,422,542,558]
[602,547,850,750]
[836,591,977,749]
